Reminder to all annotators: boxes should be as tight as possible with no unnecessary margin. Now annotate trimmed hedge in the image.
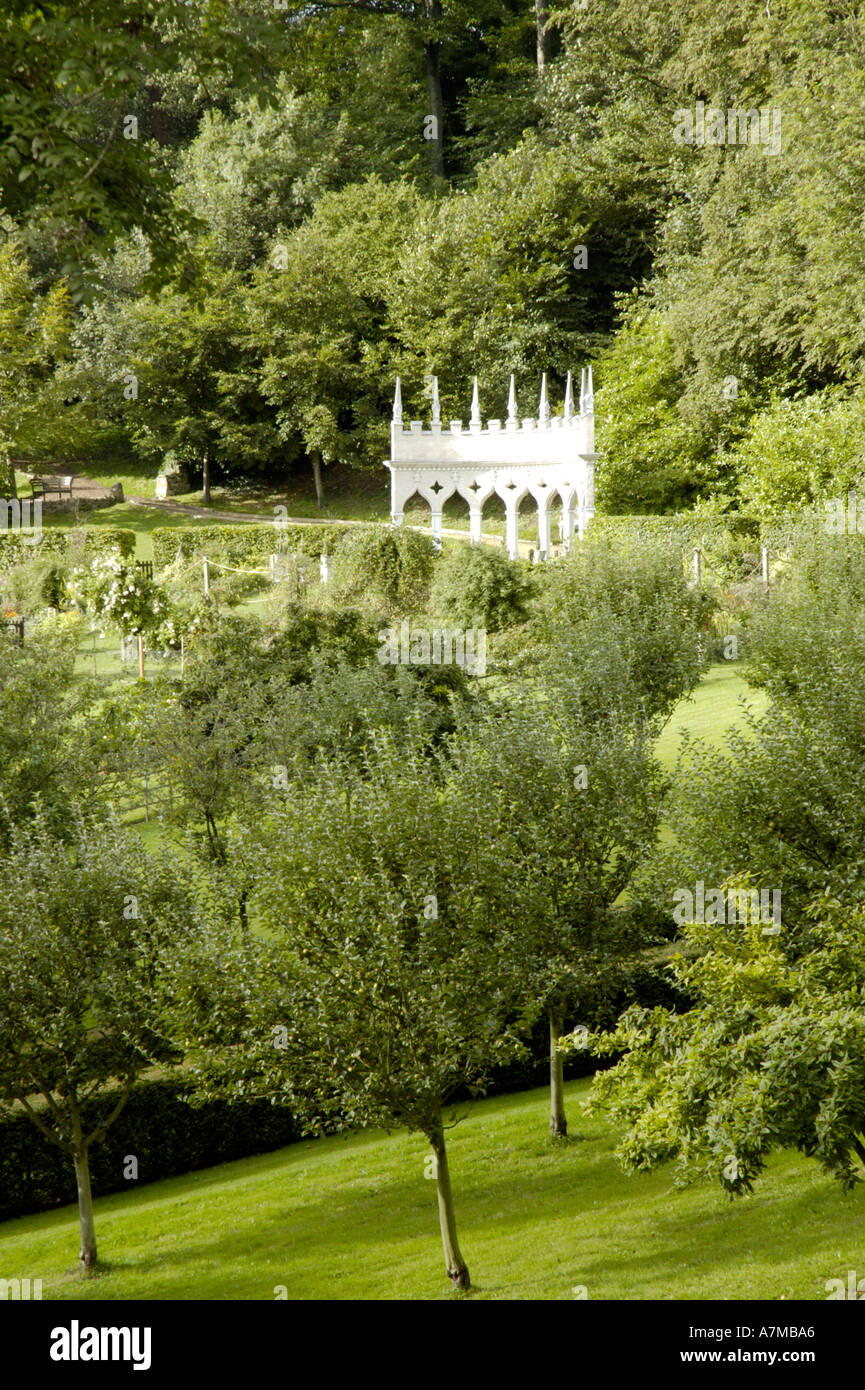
[151,523,352,573]
[0,526,136,573]
[0,1077,299,1222]
[592,511,824,552]
[591,513,761,550]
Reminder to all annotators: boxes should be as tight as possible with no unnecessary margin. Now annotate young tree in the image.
[447,691,667,1138]
[0,812,202,1270]
[214,737,534,1290]
[509,536,709,732]
[491,538,707,1133]
[0,617,107,851]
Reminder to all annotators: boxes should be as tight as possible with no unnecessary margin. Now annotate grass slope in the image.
[1,1079,860,1301]
[654,662,769,772]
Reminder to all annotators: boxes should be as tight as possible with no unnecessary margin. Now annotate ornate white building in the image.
[385,370,596,560]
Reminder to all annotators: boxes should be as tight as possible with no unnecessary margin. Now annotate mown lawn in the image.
[654,661,769,772]
[1,1078,860,1302]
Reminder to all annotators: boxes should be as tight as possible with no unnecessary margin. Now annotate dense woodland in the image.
[4,0,865,513]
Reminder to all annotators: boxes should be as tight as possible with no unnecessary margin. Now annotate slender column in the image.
[537,499,552,558]
[431,509,443,549]
[469,505,483,544]
[505,497,519,560]
[584,459,596,528]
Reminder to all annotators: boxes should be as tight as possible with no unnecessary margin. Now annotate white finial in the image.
[393,377,403,424]
[564,371,574,420]
[538,372,550,425]
[583,366,594,415]
[470,376,481,427]
[431,375,441,427]
[507,374,517,424]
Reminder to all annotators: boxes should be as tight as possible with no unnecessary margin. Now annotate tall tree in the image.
[0,241,71,496]
[0,0,275,293]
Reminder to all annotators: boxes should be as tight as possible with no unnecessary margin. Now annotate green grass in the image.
[42,504,240,561]
[654,661,769,772]
[2,1078,860,1300]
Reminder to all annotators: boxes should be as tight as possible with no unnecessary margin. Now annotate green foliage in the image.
[246,177,425,474]
[514,537,709,732]
[0,1076,299,1223]
[0,241,72,472]
[150,523,348,572]
[648,534,865,934]
[588,893,865,1195]
[0,1,276,289]
[330,524,436,617]
[430,542,533,632]
[730,391,865,513]
[593,308,716,512]
[0,616,111,850]
[0,555,68,615]
[0,527,135,573]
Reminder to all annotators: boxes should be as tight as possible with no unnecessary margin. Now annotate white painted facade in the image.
[385,370,596,560]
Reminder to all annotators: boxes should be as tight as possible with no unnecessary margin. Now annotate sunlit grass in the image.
[1,1078,859,1301]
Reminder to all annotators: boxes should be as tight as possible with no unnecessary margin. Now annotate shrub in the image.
[0,526,136,573]
[430,542,534,632]
[0,555,68,615]
[330,524,435,617]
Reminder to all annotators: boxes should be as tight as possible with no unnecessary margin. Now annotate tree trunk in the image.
[202,448,211,505]
[73,1149,98,1269]
[549,1010,567,1137]
[422,0,445,180]
[5,453,17,500]
[535,0,553,73]
[311,450,325,510]
[69,1101,97,1270]
[430,1115,470,1290]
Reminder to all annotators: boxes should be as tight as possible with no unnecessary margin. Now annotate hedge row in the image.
[0,1077,299,1223]
[591,513,760,550]
[151,523,353,573]
[591,512,825,552]
[0,526,136,573]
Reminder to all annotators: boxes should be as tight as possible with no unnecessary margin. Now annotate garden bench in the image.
[29,475,74,501]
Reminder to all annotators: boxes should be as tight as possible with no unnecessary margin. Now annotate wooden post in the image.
[138,633,144,680]
[693,547,702,585]
[761,546,770,587]
[319,552,329,584]
[203,557,210,596]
